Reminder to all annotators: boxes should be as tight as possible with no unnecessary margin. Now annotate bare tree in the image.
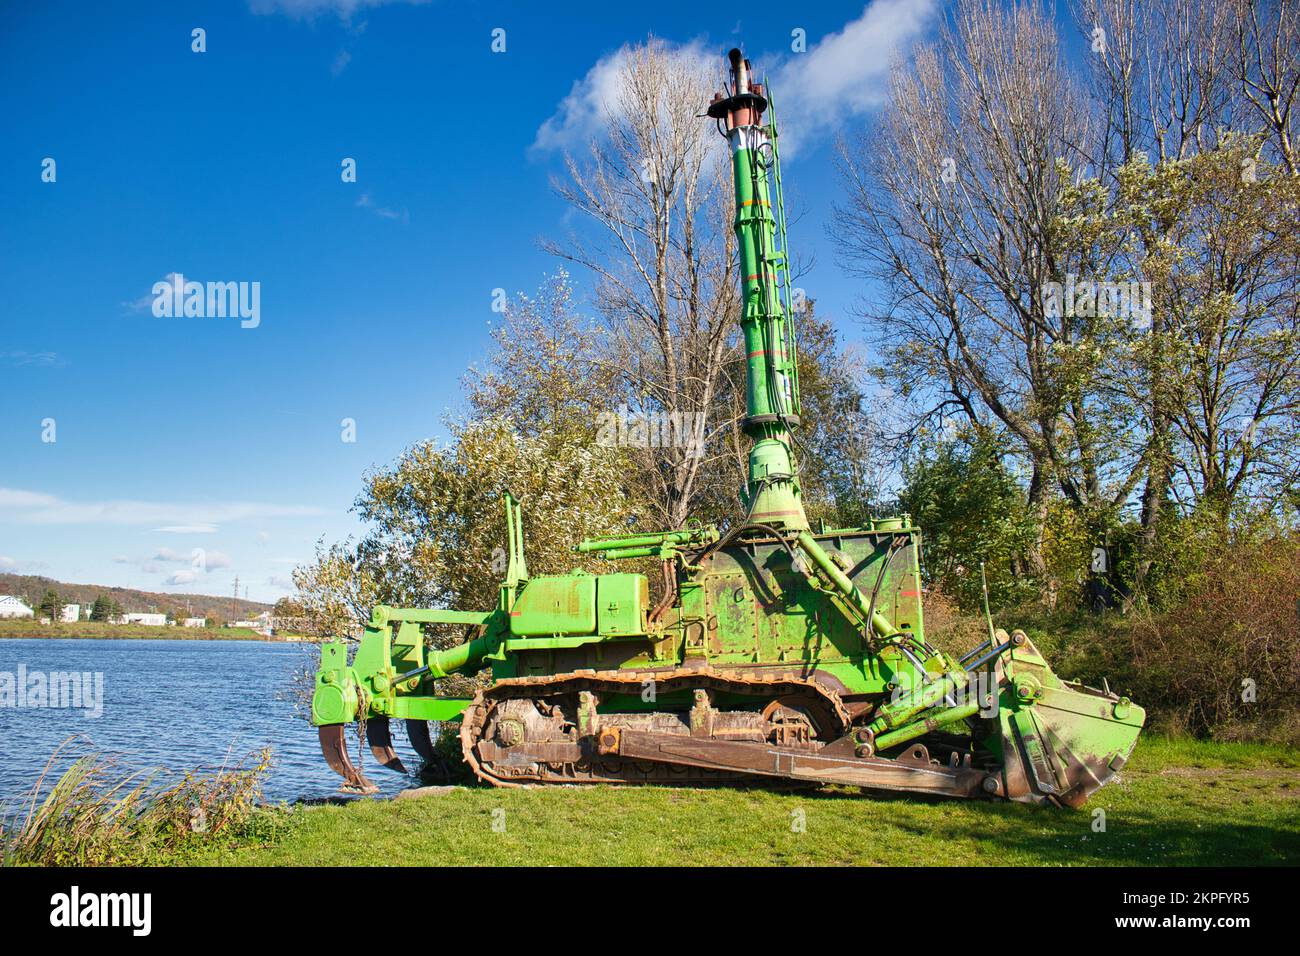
[544,41,743,530]
[1231,0,1300,175]
[1078,0,1300,597]
[1076,0,1242,593]
[837,0,1300,606]
[834,0,1138,592]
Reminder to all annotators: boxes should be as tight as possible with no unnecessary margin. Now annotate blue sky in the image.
[0,0,1073,605]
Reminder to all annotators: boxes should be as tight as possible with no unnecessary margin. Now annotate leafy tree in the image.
[89,594,112,622]
[273,598,305,617]
[38,589,63,623]
[792,306,893,529]
[294,417,639,640]
[835,0,1300,608]
[464,271,619,440]
[896,432,1040,611]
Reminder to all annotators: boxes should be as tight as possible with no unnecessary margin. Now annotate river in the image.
[0,639,423,806]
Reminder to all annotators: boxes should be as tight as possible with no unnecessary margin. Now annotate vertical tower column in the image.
[708,49,807,530]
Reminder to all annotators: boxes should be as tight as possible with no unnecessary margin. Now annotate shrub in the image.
[1126,535,1300,744]
[921,587,990,658]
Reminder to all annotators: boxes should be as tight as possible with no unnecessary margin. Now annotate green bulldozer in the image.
[312,48,1144,807]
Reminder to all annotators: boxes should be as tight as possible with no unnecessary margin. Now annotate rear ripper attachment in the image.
[309,48,1144,807]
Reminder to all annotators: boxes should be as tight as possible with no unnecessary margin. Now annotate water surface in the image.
[0,639,422,806]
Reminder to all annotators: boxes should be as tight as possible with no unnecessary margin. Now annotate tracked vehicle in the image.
[311,49,1144,807]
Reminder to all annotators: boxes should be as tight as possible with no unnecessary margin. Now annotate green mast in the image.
[708,49,807,530]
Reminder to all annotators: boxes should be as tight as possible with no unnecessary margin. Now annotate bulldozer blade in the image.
[598,728,988,797]
[992,634,1145,807]
[318,724,380,795]
[365,716,408,774]
[405,719,451,784]
[996,686,1143,807]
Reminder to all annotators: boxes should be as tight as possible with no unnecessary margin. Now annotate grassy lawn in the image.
[0,620,270,640]
[193,736,1300,867]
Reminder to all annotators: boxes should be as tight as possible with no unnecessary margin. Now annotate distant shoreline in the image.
[0,621,315,642]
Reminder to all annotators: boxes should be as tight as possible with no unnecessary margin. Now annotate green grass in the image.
[192,736,1300,867]
[0,620,271,640]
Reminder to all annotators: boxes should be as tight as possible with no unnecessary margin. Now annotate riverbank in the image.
[0,620,307,641]
[194,736,1300,867]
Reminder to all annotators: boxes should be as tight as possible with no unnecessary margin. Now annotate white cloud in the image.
[123,273,178,313]
[531,39,716,155]
[0,351,63,368]
[356,193,409,223]
[247,0,428,20]
[203,551,233,571]
[166,570,198,586]
[150,547,230,569]
[0,488,324,528]
[772,0,938,155]
[531,2,936,160]
[0,555,15,571]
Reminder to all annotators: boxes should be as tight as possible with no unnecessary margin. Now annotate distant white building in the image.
[60,604,80,623]
[230,611,273,635]
[122,612,167,626]
[0,596,34,619]
[183,617,207,628]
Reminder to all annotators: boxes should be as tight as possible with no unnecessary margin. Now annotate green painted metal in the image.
[874,699,982,751]
[724,64,807,531]
[578,527,719,552]
[310,48,1144,806]
[795,529,907,640]
[508,574,597,636]
[594,573,649,635]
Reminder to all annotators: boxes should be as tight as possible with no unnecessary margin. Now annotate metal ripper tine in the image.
[365,716,407,773]
[317,724,379,794]
[405,719,437,762]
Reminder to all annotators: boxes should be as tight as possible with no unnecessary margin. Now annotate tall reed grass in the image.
[0,737,274,866]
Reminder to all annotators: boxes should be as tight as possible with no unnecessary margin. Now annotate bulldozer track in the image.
[460,666,852,788]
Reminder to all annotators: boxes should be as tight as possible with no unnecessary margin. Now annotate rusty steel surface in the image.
[318,724,379,795]
[457,666,1001,799]
[602,730,988,798]
[460,666,851,789]
[365,716,407,774]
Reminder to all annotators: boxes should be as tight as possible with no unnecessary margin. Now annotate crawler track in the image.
[460,666,851,788]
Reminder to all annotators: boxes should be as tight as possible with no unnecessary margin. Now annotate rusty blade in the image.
[405,719,451,784]
[365,716,407,773]
[405,719,437,762]
[318,724,379,794]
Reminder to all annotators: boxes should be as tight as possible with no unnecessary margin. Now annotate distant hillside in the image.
[0,573,271,621]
